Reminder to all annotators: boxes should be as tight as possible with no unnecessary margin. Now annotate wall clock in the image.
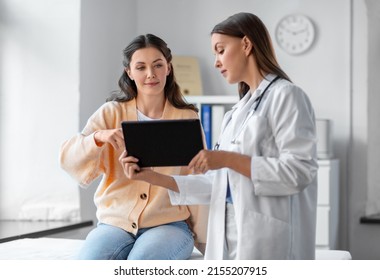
[275,14,316,55]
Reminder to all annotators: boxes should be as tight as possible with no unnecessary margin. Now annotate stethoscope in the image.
[214,76,280,149]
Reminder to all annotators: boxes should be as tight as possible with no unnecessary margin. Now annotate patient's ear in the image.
[125,68,133,80]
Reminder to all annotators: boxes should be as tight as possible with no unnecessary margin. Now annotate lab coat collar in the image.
[231,90,251,110]
[250,73,277,100]
[232,73,277,110]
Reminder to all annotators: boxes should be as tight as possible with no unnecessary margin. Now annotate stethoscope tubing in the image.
[214,76,280,148]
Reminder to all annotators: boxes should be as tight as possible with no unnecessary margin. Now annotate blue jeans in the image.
[77,221,194,260]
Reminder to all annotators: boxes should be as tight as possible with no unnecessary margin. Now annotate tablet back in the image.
[121,119,203,167]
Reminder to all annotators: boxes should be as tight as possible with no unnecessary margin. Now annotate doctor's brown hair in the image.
[211,12,291,99]
[107,34,197,112]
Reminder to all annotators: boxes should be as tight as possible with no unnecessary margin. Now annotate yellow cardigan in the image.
[60,98,208,248]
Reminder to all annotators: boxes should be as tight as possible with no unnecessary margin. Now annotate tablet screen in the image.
[121,119,204,167]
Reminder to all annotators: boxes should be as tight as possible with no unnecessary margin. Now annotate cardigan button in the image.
[132,222,137,229]
[140,193,147,200]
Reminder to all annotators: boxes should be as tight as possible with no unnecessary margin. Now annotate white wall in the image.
[78,0,136,221]
[366,0,380,216]
[0,0,80,220]
[349,0,380,259]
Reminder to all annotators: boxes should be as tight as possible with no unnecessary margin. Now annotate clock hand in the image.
[293,27,308,35]
[283,27,307,35]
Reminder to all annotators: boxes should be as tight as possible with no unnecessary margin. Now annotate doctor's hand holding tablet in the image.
[119,12,318,260]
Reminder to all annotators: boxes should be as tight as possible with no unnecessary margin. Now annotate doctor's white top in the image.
[169,74,318,260]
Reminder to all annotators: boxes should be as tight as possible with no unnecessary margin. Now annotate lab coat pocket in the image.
[239,210,291,259]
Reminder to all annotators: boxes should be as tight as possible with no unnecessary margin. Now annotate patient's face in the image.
[127,47,171,98]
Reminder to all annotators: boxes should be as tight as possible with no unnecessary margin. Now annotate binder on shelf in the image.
[211,105,225,148]
[201,104,212,149]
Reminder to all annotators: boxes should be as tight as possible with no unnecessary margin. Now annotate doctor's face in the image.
[211,33,248,84]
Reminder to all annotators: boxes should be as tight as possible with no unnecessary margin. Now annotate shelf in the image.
[184,95,239,105]
[360,213,380,224]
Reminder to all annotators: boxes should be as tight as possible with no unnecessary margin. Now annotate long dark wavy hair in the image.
[211,12,291,99]
[107,34,198,112]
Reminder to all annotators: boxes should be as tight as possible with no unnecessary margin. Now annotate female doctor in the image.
[120,12,318,260]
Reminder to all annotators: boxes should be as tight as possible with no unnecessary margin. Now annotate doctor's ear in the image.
[242,36,253,55]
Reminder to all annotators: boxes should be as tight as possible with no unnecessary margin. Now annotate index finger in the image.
[188,151,202,169]
[119,150,128,161]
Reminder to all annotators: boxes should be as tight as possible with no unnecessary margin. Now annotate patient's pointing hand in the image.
[94,128,124,150]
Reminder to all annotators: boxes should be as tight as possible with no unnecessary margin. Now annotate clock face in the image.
[275,14,315,55]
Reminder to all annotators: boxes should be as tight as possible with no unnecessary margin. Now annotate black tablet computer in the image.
[121,119,204,167]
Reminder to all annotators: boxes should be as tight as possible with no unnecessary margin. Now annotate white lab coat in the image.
[170,74,318,260]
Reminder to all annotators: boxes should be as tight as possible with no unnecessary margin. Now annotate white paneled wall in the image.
[0,0,80,220]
